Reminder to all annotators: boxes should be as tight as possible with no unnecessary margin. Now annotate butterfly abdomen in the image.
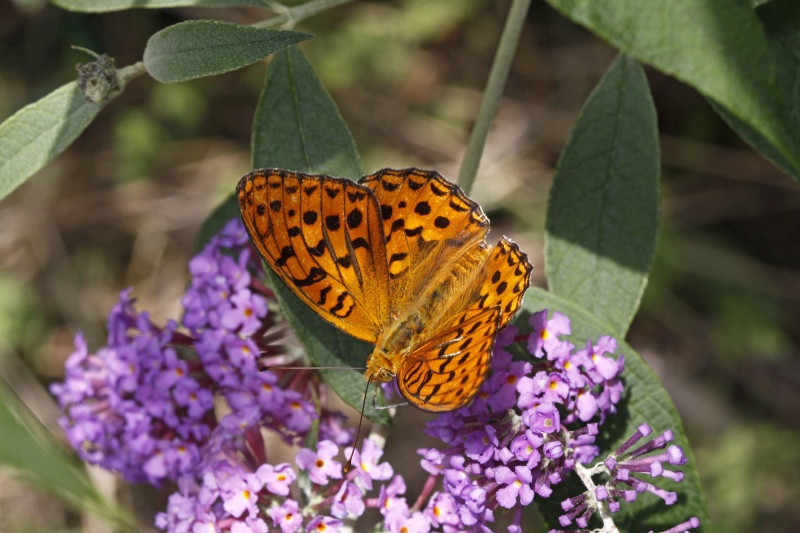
[373,242,490,360]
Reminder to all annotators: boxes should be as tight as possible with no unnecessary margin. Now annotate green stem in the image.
[256,0,355,29]
[457,0,531,194]
[118,62,146,85]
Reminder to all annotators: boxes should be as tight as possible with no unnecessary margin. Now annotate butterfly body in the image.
[237,168,532,412]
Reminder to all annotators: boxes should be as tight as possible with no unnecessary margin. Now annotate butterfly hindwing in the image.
[236,169,390,343]
[474,237,533,330]
[396,306,501,412]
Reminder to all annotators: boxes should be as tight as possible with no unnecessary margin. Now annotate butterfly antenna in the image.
[269,366,364,371]
[345,379,371,473]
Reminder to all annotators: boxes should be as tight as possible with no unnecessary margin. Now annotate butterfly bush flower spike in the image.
[418,308,698,533]
[52,219,347,486]
[554,423,695,533]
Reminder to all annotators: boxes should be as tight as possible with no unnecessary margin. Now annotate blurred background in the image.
[2,0,799,531]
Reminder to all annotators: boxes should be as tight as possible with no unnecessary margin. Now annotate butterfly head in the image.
[363,348,398,383]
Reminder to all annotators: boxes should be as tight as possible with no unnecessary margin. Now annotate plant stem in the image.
[457,0,531,195]
[257,0,355,29]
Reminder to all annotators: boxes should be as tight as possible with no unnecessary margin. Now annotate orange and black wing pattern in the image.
[237,169,390,342]
[396,307,501,412]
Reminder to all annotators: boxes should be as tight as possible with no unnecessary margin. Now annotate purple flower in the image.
[220,289,268,335]
[346,437,393,490]
[270,498,303,533]
[378,475,410,522]
[424,492,460,527]
[281,391,316,435]
[558,424,694,529]
[494,465,534,508]
[528,309,571,358]
[331,480,365,519]
[464,425,500,463]
[256,463,296,496]
[296,440,342,485]
[306,515,344,532]
[50,292,212,484]
[528,402,561,434]
[385,511,431,533]
[510,430,543,469]
[414,308,634,530]
[218,468,263,518]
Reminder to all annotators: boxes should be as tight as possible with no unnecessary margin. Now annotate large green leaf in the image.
[251,46,363,179]
[54,0,268,11]
[249,47,383,422]
[0,82,101,200]
[546,55,659,338]
[0,383,132,529]
[143,21,311,83]
[523,288,709,531]
[545,0,800,181]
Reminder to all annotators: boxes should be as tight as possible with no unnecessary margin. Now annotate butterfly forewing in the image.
[236,169,390,342]
[359,169,490,300]
[397,307,501,412]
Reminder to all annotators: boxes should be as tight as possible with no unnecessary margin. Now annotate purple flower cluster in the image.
[156,436,399,532]
[50,294,211,484]
[50,220,342,485]
[524,310,624,426]
[555,423,694,532]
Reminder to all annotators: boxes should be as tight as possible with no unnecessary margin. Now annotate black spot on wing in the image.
[325,215,341,231]
[414,201,431,215]
[347,208,363,229]
[303,211,318,225]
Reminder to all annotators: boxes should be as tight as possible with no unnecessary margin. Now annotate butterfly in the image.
[236,168,532,412]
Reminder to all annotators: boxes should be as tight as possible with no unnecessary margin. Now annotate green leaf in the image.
[54,0,268,12]
[734,0,800,174]
[0,383,133,528]
[252,46,363,179]
[143,21,312,83]
[706,0,800,179]
[268,272,387,424]
[545,55,659,337]
[545,0,800,181]
[0,82,101,201]
[250,46,380,421]
[523,288,709,531]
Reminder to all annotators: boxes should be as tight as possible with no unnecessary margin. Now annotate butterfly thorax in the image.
[364,241,492,384]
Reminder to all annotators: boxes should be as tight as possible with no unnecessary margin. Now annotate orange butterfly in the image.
[236,168,532,412]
